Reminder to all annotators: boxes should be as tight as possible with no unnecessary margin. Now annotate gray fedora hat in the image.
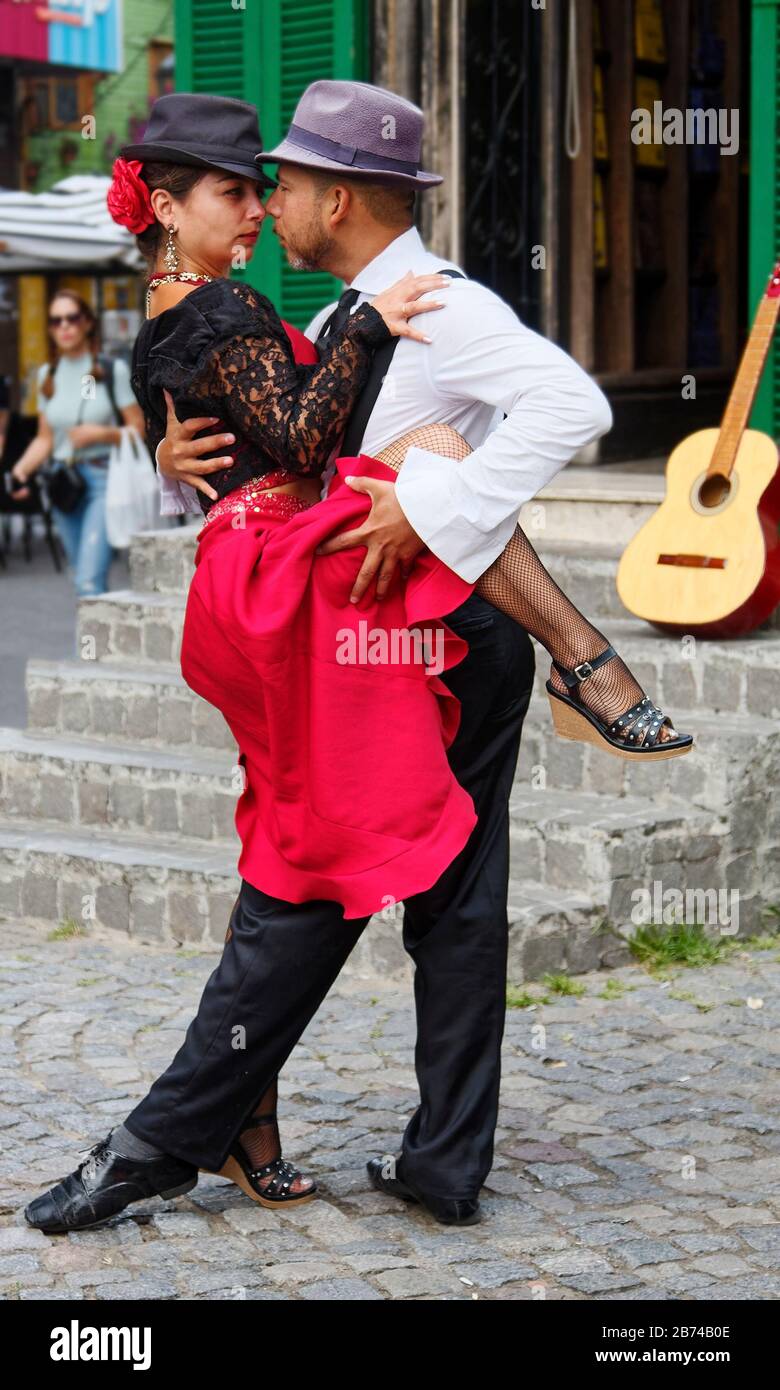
[120,92,277,189]
[255,80,442,188]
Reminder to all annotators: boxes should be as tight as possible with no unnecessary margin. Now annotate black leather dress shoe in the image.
[23,1133,198,1234]
[366,1154,481,1225]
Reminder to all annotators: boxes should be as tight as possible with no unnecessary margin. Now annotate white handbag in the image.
[105,425,161,549]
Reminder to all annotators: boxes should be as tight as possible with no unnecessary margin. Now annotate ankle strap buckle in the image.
[573,660,594,681]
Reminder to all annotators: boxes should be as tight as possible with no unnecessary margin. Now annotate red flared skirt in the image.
[179,450,478,919]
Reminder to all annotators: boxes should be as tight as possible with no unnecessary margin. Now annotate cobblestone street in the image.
[1,918,779,1302]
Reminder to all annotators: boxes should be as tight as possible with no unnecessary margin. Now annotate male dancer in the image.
[25,82,611,1232]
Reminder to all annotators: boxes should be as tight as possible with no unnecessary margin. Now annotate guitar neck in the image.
[707,271,780,479]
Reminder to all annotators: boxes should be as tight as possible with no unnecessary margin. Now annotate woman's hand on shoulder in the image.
[369,271,451,343]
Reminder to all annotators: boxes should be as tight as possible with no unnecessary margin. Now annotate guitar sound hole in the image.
[698,473,731,509]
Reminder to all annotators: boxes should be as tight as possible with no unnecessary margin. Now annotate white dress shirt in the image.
[156,225,612,580]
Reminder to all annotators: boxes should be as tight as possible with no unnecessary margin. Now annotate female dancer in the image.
[10,291,145,596]
[24,97,690,1234]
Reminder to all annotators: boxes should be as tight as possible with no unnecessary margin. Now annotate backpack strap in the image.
[340,267,465,457]
[96,354,123,427]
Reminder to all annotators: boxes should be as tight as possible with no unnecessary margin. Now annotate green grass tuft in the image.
[540,972,587,997]
[47,917,84,940]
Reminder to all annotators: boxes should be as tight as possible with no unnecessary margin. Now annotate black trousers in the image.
[125,593,535,1200]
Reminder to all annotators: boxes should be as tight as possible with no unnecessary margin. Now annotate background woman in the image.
[10,290,145,597]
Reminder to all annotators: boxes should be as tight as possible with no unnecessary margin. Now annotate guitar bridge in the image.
[657,554,727,569]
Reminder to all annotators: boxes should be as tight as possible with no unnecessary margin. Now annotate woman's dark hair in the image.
[41,290,102,399]
[135,161,209,266]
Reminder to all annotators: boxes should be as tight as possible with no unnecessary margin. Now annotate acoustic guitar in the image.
[616,262,780,638]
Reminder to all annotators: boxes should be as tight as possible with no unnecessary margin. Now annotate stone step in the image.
[9,719,739,873]
[77,589,186,666]
[526,619,780,719]
[0,728,238,841]
[127,499,780,636]
[0,817,240,946]
[2,715,730,848]
[80,562,642,665]
[0,817,621,983]
[129,521,632,621]
[129,523,198,595]
[128,472,659,590]
[125,518,644,624]
[128,468,665,587]
[508,787,740,918]
[517,706,780,812]
[4,807,737,981]
[505,879,607,980]
[51,605,780,754]
[77,583,780,711]
[518,465,666,547]
[6,699,766,940]
[26,658,234,751]
[12,674,776,872]
[537,543,779,633]
[25,626,780,793]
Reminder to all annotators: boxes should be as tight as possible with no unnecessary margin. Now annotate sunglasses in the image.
[48,312,84,327]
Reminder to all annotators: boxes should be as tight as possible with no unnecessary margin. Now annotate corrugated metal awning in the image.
[0,175,143,273]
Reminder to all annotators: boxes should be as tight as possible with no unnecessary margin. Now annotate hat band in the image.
[131,141,264,167]
[286,124,420,176]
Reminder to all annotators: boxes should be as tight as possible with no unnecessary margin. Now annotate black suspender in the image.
[340,268,465,457]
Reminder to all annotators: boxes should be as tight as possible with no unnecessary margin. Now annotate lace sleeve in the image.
[141,403,164,465]
[183,286,392,476]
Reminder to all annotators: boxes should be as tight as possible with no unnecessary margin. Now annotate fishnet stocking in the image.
[237,1076,314,1194]
[375,424,677,745]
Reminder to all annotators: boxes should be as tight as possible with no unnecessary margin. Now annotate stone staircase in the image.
[1,470,778,981]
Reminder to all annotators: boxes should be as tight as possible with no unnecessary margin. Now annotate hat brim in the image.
[118,142,277,189]
[254,139,442,188]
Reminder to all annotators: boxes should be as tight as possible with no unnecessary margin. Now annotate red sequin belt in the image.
[203,470,316,524]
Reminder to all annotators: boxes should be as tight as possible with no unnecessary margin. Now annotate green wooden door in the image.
[174,0,369,327]
[749,0,780,437]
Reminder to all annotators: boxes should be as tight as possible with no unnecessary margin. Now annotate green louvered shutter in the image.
[174,0,250,97]
[175,0,369,328]
[749,0,780,437]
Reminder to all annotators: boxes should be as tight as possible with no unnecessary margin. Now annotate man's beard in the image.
[281,217,334,272]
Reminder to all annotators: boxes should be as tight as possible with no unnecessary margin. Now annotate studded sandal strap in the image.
[250,1156,299,1196]
[609,696,672,746]
[551,644,618,690]
[637,704,673,747]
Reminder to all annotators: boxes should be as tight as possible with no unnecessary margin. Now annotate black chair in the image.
[0,411,65,572]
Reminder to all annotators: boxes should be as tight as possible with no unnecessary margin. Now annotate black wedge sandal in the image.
[546,644,694,760]
[200,1110,318,1208]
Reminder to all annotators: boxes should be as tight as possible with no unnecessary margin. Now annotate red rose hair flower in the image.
[106,157,155,234]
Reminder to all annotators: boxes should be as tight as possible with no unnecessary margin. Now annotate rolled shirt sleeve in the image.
[393,285,613,582]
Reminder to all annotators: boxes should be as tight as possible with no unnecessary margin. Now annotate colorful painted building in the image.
[0,0,171,410]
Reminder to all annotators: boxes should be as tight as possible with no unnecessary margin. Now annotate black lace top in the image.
[130,278,392,516]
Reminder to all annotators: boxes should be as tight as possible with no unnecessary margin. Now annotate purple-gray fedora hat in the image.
[255,80,443,188]
[120,93,278,189]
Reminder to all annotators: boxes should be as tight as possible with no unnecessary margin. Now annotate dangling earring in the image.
[163,225,179,272]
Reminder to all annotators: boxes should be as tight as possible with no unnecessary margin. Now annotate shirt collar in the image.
[347,226,428,295]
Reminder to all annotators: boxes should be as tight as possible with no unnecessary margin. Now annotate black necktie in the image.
[314,287,359,353]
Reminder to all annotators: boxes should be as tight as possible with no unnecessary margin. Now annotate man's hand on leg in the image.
[315,476,426,602]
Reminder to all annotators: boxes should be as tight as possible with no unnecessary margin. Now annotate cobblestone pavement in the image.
[1,917,779,1301]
